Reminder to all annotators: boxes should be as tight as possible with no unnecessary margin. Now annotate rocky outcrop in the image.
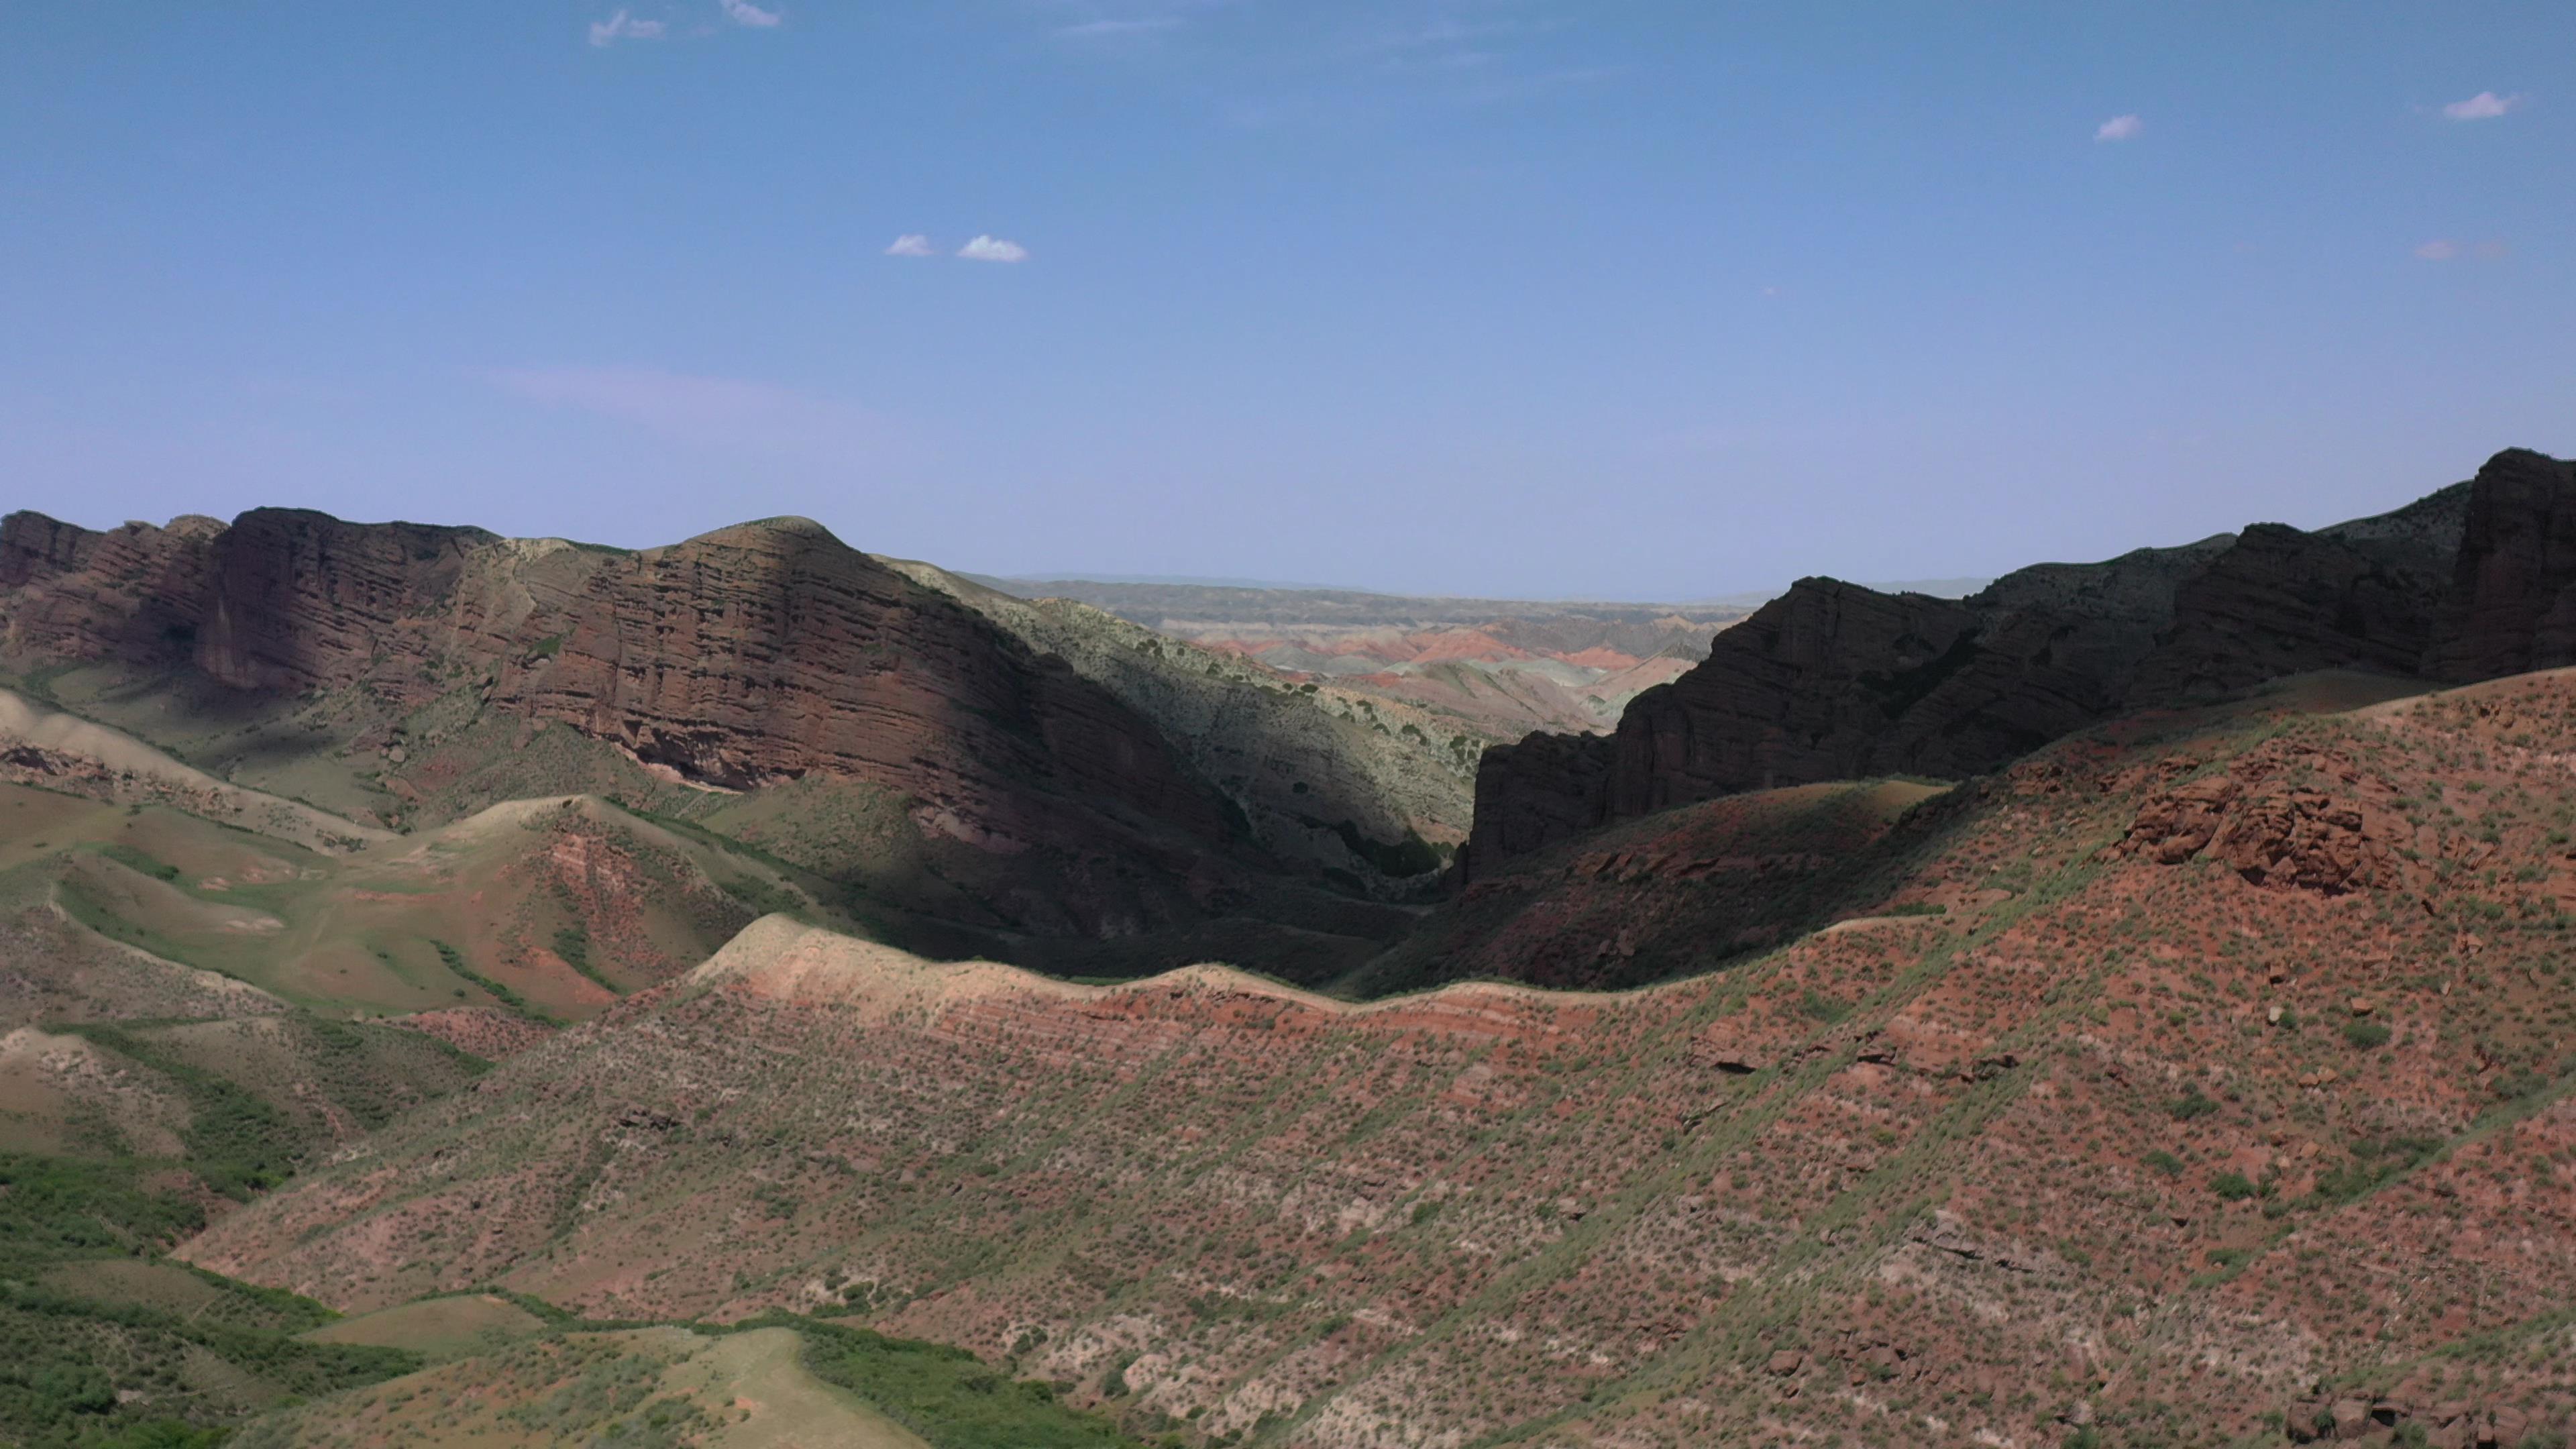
[2130,505,2459,700]
[193,508,494,692]
[1470,450,2568,875]
[2424,448,2576,681]
[1,508,1237,881]
[2119,770,2396,894]
[0,512,223,667]
[2284,1394,2568,1447]
[1466,539,2225,876]
[1459,729,1615,875]
[455,521,1233,847]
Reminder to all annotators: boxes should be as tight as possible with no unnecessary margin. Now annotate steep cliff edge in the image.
[0,508,1426,975]
[1466,449,2551,876]
[880,557,1473,892]
[2,511,1226,851]
[2423,447,2576,680]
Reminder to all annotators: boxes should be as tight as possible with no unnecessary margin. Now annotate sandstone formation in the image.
[2424,447,2576,680]
[1466,449,2562,876]
[3,509,1441,971]
[2129,502,2461,701]
[2116,745,2402,896]
[3,511,1233,855]
[0,511,225,667]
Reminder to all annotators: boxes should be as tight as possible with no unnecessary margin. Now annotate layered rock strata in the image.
[1,509,1230,867]
[1467,449,2557,875]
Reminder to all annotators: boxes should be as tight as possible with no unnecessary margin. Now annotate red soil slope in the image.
[183,667,2576,1448]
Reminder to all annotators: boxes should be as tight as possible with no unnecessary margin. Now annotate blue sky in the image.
[3,1,2569,598]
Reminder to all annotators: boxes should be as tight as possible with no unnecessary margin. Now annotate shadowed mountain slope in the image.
[1,508,1461,981]
[1466,449,2566,877]
[879,557,1477,881]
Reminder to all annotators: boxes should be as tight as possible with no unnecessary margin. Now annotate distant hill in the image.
[971,576,1756,738]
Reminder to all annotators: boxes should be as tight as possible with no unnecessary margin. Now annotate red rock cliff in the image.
[1,508,1233,865]
[2424,448,2576,681]
[1468,451,2559,876]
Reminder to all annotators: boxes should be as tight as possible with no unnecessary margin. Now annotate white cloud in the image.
[589,9,666,46]
[957,235,1030,263]
[487,366,890,462]
[2094,113,2142,142]
[2442,91,2521,121]
[2414,239,2508,262]
[883,234,935,257]
[718,0,782,27]
[1057,17,1181,38]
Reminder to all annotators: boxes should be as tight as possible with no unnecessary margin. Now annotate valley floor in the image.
[7,662,2576,1448]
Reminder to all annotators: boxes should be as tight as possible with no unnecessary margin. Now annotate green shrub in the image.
[431,941,561,1026]
[97,843,182,882]
[2343,1019,2393,1049]
[2168,1089,2220,1120]
[786,1318,1142,1448]
[1800,991,1850,1024]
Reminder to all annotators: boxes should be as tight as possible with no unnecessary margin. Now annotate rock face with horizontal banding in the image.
[2424,447,2576,682]
[1,507,1238,905]
[1467,449,2563,876]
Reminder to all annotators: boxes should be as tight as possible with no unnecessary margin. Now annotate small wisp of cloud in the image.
[2415,239,2510,262]
[957,235,1030,263]
[1360,15,1554,72]
[884,234,935,257]
[2441,91,2522,121]
[2094,113,2142,142]
[590,9,666,46]
[1057,17,1182,40]
[717,0,782,28]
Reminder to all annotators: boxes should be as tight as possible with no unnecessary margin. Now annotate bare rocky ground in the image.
[180,667,2576,1448]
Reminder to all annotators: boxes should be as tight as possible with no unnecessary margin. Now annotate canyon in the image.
[3,445,2575,1449]
[979,574,1754,739]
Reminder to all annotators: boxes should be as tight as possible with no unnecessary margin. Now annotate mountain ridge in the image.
[1464,449,2559,878]
[1,504,1457,981]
